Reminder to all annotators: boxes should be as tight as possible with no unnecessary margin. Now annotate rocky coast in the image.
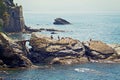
[0,32,120,69]
[29,33,120,64]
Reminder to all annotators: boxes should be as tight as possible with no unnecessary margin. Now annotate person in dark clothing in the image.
[51,35,53,39]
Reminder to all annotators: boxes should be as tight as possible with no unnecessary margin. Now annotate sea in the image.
[1,12,120,80]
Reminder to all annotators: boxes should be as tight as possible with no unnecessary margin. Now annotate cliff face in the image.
[1,0,25,32]
[0,32,33,68]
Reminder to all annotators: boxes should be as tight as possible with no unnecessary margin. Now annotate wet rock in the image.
[53,18,71,25]
[51,32,57,34]
[0,32,33,68]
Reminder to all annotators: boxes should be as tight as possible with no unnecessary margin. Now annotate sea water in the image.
[24,13,120,44]
[2,13,120,80]
[2,63,120,80]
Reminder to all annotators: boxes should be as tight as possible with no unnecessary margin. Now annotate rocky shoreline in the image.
[0,32,120,69]
[24,26,65,33]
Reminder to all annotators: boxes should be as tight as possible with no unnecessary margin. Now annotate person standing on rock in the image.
[90,38,92,41]
[58,36,60,41]
[51,35,53,39]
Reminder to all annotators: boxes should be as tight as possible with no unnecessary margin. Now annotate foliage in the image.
[0,0,7,18]
[0,20,2,32]
[3,12,9,26]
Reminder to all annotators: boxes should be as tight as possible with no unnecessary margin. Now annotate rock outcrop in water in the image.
[29,33,120,65]
[53,18,71,25]
[0,32,33,68]
[0,32,120,68]
[29,33,88,64]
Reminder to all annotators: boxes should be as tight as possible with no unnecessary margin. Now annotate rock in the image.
[45,28,65,32]
[0,60,6,68]
[25,27,65,33]
[89,41,115,54]
[108,44,120,56]
[53,18,71,25]
[25,26,41,32]
[0,32,33,68]
[0,77,4,80]
[29,33,86,64]
[51,32,57,34]
[50,57,88,65]
[2,0,25,32]
[85,40,117,60]
[29,33,120,64]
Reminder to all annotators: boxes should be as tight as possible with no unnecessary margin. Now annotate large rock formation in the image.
[53,18,71,25]
[0,32,33,68]
[1,0,25,32]
[0,32,120,68]
[29,33,88,65]
[29,33,120,64]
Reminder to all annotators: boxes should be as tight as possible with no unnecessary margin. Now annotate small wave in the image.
[74,68,104,75]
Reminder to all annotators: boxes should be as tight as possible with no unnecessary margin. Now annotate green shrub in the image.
[0,22,2,32]
[0,18,3,32]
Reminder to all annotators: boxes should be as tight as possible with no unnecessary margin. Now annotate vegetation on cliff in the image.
[0,0,25,32]
[0,0,7,31]
[0,21,2,31]
[0,0,7,18]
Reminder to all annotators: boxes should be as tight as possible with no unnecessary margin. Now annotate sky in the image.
[14,0,120,13]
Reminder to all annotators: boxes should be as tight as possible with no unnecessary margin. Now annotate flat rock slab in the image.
[88,41,115,55]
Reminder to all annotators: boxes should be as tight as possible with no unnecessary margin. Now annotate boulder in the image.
[85,40,117,60]
[29,33,87,64]
[108,44,120,56]
[0,32,33,68]
[0,60,6,68]
[53,18,71,25]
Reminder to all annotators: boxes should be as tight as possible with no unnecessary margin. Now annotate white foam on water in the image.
[74,68,105,75]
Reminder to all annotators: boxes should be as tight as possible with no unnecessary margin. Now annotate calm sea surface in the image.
[24,13,120,44]
[2,13,120,80]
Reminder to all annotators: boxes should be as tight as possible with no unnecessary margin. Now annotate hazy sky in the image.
[14,0,120,13]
